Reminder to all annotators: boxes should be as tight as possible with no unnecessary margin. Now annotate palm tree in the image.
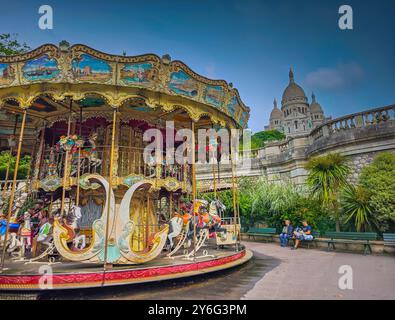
[305,153,350,231]
[341,185,376,232]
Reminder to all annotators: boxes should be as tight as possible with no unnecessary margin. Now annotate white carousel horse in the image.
[19,212,33,257]
[63,205,86,250]
[167,216,184,250]
[209,199,226,217]
[7,232,22,256]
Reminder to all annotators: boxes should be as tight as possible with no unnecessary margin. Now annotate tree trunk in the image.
[336,220,341,232]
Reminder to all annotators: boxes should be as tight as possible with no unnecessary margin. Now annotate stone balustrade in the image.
[310,104,395,142]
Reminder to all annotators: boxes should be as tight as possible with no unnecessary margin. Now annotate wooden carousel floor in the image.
[0,246,252,291]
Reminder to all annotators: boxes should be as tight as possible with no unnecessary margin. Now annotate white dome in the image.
[281,69,307,106]
[310,93,323,113]
[270,99,282,120]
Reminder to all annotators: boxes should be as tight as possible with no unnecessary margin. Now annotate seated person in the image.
[279,219,293,247]
[292,220,313,250]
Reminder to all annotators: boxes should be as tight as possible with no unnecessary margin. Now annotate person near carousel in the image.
[292,220,313,250]
[279,219,294,247]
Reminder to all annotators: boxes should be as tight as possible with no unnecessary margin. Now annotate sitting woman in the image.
[279,219,293,247]
[292,220,313,250]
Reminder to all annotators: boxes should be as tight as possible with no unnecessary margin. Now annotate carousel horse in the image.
[62,205,86,250]
[10,192,28,223]
[19,211,33,257]
[208,200,227,235]
[7,232,22,256]
[25,220,55,264]
[71,132,102,175]
[184,200,211,248]
[209,199,226,217]
[167,215,184,250]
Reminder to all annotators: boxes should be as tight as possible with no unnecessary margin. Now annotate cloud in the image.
[305,62,365,90]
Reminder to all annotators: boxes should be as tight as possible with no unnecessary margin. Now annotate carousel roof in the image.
[0,42,250,129]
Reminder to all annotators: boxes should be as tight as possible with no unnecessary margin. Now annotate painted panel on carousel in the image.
[204,85,224,108]
[239,110,248,128]
[71,54,112,82]
[126,97,154,112]
[22,55,60,81]
[226,96,239,117]
[168,70,198,98]
[121,62,155,85]
[0,63,15,86]
[78,97,106,108]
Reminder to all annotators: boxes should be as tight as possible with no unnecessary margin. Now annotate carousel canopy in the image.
[0,42,250,130]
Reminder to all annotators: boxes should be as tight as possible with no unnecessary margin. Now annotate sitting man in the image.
[292,220,313,250]
[279,219,293,247]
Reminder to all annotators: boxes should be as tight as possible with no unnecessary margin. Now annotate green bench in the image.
[383,233,395,247]
[325,232,377,255]
[246,227,277,241]
[240,226,249,234]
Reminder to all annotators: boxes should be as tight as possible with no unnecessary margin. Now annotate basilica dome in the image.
[310,93,323,114]
[281,69,307,106]
[270,99,282,120]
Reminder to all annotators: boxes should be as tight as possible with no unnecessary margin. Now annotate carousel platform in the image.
[0,247,252,291]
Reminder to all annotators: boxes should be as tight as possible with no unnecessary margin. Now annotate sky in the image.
[1,0,394,132]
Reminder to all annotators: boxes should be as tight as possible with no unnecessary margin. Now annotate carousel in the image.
[0,41,251,291]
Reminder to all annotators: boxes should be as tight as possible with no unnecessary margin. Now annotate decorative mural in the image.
[72,54,112,82]
[239,110,248,128]
[204,85,224,108]
[168,70,198,97]
[22,55,60,81]
[78,97,106,108]
[121,62,154,84]
[0,63,15,85]
[227,97,238,117]
[30,97,58,113]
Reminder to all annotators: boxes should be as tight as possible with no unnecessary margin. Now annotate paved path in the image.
[243,242,395,300]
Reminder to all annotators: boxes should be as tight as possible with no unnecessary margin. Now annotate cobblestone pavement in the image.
[243,241,395,300]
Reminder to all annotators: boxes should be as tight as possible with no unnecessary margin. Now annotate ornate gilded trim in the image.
[0,43,249,128]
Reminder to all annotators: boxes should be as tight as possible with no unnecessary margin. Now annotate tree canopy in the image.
[358,152,395,231]
[241,130,285,150]
[0,33,30,56]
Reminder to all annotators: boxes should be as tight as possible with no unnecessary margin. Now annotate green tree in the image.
[0,33,30,56]
[0,151,31,180]
[305,153,350,231]
[358,152,395,231]
[341,184,376,231]
[240,130,285,150]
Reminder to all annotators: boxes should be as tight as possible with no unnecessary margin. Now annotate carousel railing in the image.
[40,145,189,183]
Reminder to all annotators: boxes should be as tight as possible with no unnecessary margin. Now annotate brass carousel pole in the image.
[211,129,217,199]
[103,107,118,270]
[1,109,27,271]
[76,106,82,206]
[2,114,19,198]
[60,98,73,216]
[191,121,197,259]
